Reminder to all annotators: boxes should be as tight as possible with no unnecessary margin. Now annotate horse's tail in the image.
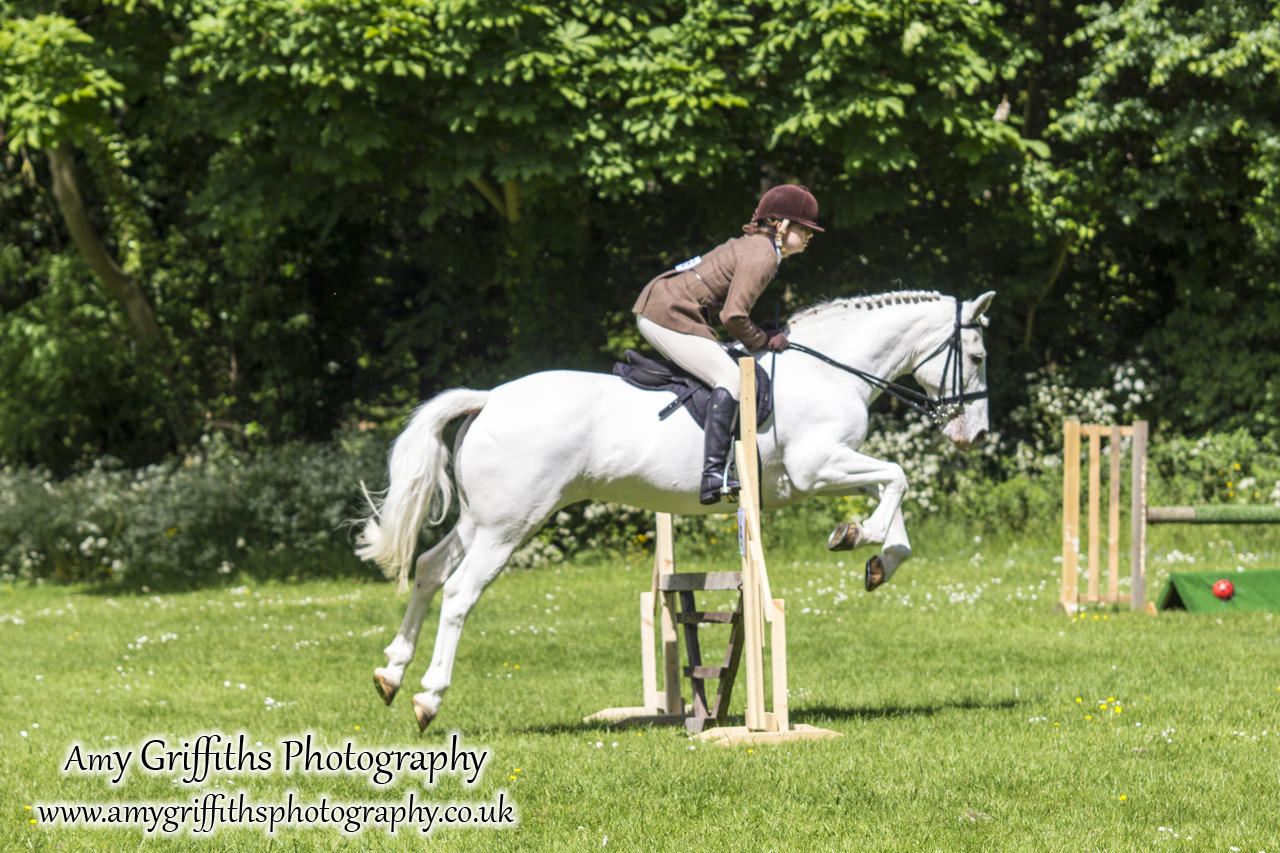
[356,389,489,592]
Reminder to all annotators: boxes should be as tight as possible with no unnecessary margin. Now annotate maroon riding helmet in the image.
[752,184,824,232]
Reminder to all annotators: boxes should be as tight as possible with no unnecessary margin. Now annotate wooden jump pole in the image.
[1059,420,1152,614]
[1131,420,1148,612]
[641,512,682,717]
[1061,420,1080,610]
[1062,417,1280,615]
[590,358,839,744]
[585,511,687,726]
[1147,505,1280,523]
[695,358,839,745]
[736,356,768,732]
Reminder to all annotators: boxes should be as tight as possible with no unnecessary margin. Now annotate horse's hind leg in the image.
[411,528,518,730]
[374,526,468,705]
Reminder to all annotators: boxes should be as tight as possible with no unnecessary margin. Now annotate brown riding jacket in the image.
[632,234,779,350]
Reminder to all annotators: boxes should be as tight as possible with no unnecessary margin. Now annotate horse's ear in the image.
[964,291,996,324]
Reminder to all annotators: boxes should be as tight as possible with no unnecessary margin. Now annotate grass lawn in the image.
[3,521,1279,851]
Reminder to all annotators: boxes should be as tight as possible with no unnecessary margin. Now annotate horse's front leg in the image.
[847,500,910,592]
[792,447,912,591]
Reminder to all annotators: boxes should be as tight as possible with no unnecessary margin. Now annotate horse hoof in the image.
[827,522,862,552]
[413,700,436,732]
[865,555,887,592]
[373,673,399,706]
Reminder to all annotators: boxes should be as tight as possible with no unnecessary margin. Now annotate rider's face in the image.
[780,224,813,257]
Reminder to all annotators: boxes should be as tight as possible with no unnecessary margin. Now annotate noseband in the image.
[787,298,987,423]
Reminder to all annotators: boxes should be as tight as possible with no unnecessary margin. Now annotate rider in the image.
[632,184,822,504]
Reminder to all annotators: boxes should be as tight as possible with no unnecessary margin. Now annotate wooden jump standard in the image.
[1060,418,1280,615]
[588,358,840,745]
[1059,420,1150,614]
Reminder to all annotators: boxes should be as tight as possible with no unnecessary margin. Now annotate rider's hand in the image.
[765,331,790,352]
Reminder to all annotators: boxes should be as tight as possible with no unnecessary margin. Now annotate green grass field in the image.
[3,523,1279,851]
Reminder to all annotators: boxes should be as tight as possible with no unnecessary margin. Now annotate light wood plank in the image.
[694,724,842,746]
[655,513,682,715]
[1108,425,1121,602]
[1131,421,1149,612]
[640,591,658,711]
[1087,428,1101,601]
[1061,420,1081,612]
[770,598,789,732]
[657,572,743,592]
[737,357,766,732]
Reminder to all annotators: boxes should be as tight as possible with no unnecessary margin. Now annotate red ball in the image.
[1212,579,1234,600]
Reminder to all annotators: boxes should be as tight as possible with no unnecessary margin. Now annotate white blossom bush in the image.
[1002,361,1156,475]
[1147,430,1280,507]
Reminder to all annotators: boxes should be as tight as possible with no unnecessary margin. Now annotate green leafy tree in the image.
[1028,0,1280,432]
[0,8,172,342]
[18,0,1267,473]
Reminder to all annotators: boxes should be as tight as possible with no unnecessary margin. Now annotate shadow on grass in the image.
[791,698,1020,724]
[508,697,1022,737]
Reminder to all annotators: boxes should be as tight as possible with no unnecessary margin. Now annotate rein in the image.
[787,299,987,422]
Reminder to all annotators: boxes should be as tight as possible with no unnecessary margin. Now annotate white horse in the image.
[357,289,995,729]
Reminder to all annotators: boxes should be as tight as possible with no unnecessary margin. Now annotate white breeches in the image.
[636,316,741,400]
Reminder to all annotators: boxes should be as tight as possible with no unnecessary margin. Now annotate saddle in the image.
[613,348,773,430]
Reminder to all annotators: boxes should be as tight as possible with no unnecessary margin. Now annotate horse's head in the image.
[911,291,995,450]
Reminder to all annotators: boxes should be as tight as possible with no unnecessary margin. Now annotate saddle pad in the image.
[612,349,773,429]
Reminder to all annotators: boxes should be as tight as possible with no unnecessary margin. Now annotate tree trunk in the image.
[1023,234,1073,352]
[47,143,167,351]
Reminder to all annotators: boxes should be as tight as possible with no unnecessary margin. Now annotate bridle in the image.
[787,298,988,422]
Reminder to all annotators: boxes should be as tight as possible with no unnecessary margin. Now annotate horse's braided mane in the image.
[787,290,945,328]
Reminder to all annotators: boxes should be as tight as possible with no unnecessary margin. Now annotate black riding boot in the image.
[699,387,741,505]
